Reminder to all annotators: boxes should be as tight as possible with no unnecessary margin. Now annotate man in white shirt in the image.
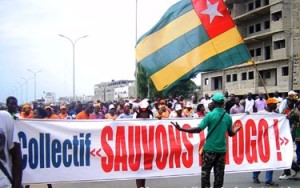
[245,92,255,113]
[273,91,283,112]
[0,110,22,188]
[255,92,267,112]
[200,94,212,113]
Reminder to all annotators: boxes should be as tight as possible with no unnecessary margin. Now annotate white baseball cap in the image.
[175,104,182,111]
[109,104,115,110]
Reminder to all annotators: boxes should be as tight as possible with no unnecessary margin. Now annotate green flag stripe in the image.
[140,25,209,75]
[163,44,251,92]
[137,0,193,44]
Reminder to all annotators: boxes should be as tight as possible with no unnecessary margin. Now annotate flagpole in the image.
[135,0,138,98]
[251,60,270,98]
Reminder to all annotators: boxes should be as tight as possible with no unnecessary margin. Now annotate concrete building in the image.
[201,0,300,97]
[94,80,136,102]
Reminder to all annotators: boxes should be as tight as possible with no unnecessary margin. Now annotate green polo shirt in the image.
[198,107,232,153]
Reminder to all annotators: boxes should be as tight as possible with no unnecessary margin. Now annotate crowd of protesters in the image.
[2,89,300,187]
[3,91,292,121]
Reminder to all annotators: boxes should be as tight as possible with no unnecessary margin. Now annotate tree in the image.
[137,65,197,99]
[136,64,148,98]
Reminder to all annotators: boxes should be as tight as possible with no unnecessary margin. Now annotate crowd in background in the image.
[2,90,299,121]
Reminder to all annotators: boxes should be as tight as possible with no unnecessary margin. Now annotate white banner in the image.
[16,113,293,184]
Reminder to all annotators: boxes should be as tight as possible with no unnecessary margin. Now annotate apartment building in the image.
[201,0,300,97]
[94,80,136,102]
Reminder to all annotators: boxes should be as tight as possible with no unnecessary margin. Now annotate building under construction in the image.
[201,0,300,97]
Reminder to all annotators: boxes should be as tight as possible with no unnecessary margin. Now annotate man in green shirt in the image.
[172,93,241,188]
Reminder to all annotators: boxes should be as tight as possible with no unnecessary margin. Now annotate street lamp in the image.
[28,69,42,101]
[21,76,33,103]
[16,81,24,104]
[58,34,88,101]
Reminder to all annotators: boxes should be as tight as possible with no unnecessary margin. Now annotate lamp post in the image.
[58,34,88,101]
[16,81,24,104]
[21,77,33,103]
[28,69,42,101]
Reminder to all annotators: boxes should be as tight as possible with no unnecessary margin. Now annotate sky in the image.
[0,0,201,104]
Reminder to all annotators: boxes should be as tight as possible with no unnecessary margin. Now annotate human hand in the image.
[171,121,181,130]
[233,123,242,132]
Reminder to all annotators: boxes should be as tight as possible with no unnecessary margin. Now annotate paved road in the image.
[27,170,299,188]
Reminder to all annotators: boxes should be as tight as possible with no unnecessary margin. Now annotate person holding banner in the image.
[279,94,300,180]
[133,99,153,188]
[6,96,19,120]
[171,93,241,188]
[252,98,279,186]
[0,110,23,188]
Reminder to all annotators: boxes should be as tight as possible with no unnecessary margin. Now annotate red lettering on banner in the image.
[181,124,194,168]
[142,126,155,170]
[232,120,244,165]
[99,118,280,172]
[258,119,270,163]
[101,126,114,172]
[115,126,128,171]
[128,126,141,171]
[272,119,282,160]
[155,125,168,170]
[168,125,182,168]
[245,119,258,163]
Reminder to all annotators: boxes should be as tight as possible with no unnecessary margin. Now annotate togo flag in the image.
[135,0,251,91]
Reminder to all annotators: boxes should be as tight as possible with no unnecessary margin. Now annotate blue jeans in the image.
[253,171,273,183]
[296,141,300,164]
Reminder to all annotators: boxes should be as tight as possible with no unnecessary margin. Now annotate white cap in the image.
[109,104,115,110]
[139,100,149,108]
[132,103,139,109]
[288,90,297,96]
[175,104,182,111]
[186,102,192,108]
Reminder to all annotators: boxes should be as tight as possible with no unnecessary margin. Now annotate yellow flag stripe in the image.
[150,27,244,91]
[136,10,202,62]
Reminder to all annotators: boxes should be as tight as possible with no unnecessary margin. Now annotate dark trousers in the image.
[136,179,146,188]
[201,151,226,188]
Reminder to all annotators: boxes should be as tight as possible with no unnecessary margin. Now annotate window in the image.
[226,75,231,82]
[274,40,285,50]
[232,74,237,81]
[255,23,261,32]
[249,71,254,80]
[261,71,271,79]
[249,25,254,34]
[204,78,209,85]
[264,0,269,6]
[250,49,255,57]
[264,20,270,29]
[248,2,254,11]
[255,0,261,8]
[241,72,247,80]
[272,11,282,21]
[265,46,271,60]
[212,76,222,90]
[259,69,276,86]
[256,48,261,56]
[282,67,289,76]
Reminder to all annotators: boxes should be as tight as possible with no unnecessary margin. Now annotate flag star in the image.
[201,0,224,23]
